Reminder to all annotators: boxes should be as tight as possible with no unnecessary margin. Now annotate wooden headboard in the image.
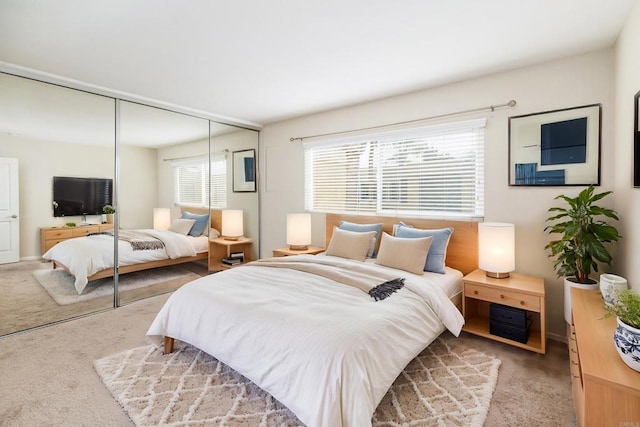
[179,207,222,233]
[326,213,478,275]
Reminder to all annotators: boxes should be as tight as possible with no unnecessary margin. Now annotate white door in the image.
[0,158,19,264]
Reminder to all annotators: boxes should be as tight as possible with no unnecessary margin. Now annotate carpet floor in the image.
[95,336,500,426]
[0,292,575,426]
[0,260,208,336]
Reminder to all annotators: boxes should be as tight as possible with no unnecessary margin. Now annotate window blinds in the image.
[172,153,227,209]
[304,118,485,219]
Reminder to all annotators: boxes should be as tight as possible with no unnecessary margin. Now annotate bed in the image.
[147,214,478,427]
[42,208,220,294]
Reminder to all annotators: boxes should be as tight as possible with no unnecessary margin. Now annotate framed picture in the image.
[232,149,257,192]
[508,104,601,186]
[634,90,640,187]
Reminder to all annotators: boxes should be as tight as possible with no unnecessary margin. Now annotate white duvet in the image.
[147,254,465,427]
[42,229,203,294]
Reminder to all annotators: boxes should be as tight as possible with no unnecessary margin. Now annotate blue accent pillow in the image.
[180,211,210,237]
[338,221,383,257]
[395,224,453,274]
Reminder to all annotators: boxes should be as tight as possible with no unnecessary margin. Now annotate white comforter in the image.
[42,229,199,294]
[146,254,465,427]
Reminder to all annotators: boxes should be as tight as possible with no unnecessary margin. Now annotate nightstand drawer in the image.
[464,283,540,310]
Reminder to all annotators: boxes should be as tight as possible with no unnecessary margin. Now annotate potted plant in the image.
[103,204,115,224]
[544,185,621,323]
[604,289,640,372]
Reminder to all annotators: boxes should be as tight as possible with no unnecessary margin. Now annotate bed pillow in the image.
[375,232,433,275]
[180,211,210,237]
[395,225,453,274]
[168,218,196,235]
[325,227,376,262]
[338,221,383,257]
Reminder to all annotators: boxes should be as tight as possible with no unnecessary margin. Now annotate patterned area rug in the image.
[33,266,200,305]
[95,334,501,426]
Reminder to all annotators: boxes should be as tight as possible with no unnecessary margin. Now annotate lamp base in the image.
[485,271,510,279]
[289,245,309,251]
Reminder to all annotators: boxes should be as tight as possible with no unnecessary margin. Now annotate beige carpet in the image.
[33,267,201,305]
[95,335,500,426]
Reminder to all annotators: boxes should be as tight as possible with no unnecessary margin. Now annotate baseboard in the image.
[547,331,566,344]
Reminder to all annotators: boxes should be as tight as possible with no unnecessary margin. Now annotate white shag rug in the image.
[95,335,501,426]
[33,267,200,305]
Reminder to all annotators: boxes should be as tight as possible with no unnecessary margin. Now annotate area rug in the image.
[94,334,501,426]
[33,267,201,305]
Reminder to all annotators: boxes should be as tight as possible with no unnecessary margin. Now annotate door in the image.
[0,157,19,264]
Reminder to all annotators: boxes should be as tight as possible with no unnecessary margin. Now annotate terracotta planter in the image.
[564,277,598,324]
[613,317,640,372]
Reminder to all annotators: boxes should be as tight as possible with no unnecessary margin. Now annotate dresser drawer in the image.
[72,226,100,236]
[43,228,74,240]
[464,283,541,311]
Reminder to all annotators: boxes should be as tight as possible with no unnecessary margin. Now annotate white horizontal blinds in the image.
[172,153,227,208]
[304,118,485,218]
[209,154,227,209]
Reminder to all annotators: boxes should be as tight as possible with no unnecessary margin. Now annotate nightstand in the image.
[209,237,253,272]
[272,246,325,257]
[462,269,546,354]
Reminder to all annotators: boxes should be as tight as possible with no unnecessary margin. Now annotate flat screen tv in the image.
[53,176,113,217]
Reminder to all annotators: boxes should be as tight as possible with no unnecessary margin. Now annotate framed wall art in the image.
[232,149,257,192]
[634,90,640,187]
[508,104,601,186]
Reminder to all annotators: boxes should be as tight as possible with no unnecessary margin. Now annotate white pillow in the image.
[168,218,196,235]
[325,227,376,262]
[375,232,433,275]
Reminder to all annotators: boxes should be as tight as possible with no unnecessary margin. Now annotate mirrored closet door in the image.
[116,101,211,305]
[0,72,116,336]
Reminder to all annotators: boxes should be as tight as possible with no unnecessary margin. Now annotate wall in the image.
[614,2,640,292]
[0,136,158,258]
[260,49,615,340]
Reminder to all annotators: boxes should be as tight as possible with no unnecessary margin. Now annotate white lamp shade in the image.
[287,213,311,248]
[222,210,243,238]
[479,222,515,277]
[153,208,171,231]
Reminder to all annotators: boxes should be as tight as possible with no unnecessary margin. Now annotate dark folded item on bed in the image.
[88,230,165,251]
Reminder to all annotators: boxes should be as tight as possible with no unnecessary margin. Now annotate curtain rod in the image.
[290,99,517,142]
[163,149,229,162]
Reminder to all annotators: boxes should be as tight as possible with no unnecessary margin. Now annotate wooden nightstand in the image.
[462,269,546,354]
[272,246,325,257]
[209,237,253,272]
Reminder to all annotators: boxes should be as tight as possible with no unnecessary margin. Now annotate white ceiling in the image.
[0,1,636,127]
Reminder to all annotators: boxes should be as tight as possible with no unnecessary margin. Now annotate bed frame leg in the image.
[164,336,175,354]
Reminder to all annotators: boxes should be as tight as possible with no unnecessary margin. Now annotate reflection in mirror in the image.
[0,72,115,336]
[117,101,211,305]
[210,125,260,263]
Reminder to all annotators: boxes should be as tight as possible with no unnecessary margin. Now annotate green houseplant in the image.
[604,289,640,372]
[544,185,621,324]
[544,185,620,283]
[103,204,115,224]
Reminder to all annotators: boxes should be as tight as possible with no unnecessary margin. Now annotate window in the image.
[173,153,227,209]
[304,118,485,219]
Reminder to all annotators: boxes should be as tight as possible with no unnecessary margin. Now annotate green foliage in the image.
[102,204,115,214]
[604,289,640,329]
[544,185,621,283]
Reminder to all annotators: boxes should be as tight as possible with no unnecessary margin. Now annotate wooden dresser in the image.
[569,288,640,426]
[40,224,114,254]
